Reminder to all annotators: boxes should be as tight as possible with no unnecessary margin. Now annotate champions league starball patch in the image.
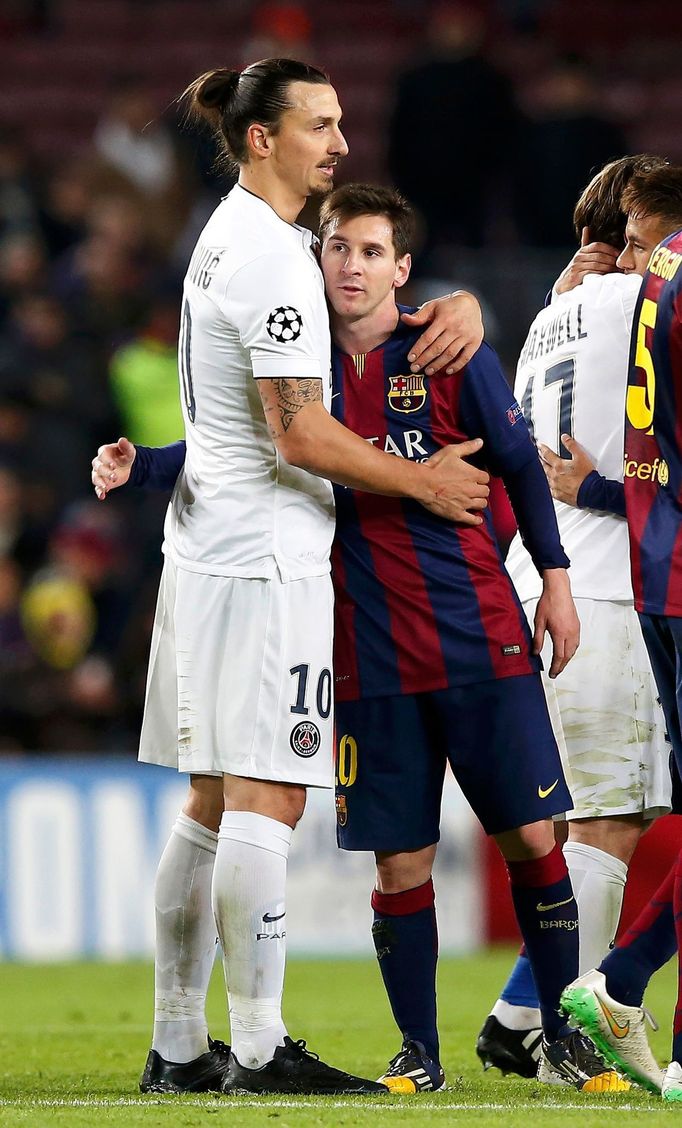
[290,720,321,757]
[266,306,303,343]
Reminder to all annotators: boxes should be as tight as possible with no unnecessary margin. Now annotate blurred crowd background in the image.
[0,0,680,755]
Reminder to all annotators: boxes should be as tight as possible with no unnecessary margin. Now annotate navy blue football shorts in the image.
[335,674,572,851]
[638,612,682,813]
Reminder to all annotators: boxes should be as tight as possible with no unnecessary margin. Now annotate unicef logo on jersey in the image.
[266,306,303,343]
[290,720,321,758]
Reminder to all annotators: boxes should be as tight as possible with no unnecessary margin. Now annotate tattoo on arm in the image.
[265,378,322,436]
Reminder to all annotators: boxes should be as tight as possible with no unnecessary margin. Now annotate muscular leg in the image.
[213,775,306,1069]
[152,775,224,1063]
[372,846,440,1065]
[565,813,644,973]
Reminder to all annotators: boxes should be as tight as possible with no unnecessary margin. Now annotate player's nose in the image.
[331,127,348,157]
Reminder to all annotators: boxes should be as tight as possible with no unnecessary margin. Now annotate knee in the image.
[224,778,307,830]
[496,820,556,862]
[375,846,436,894]
[183,777,224,833]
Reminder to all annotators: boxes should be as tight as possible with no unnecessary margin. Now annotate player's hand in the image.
[91,436,136,500]
[402,290,484,376]
[422,438,490,525]
[537,435,595,507]
[533,568,580,678]
[554,227,620,295]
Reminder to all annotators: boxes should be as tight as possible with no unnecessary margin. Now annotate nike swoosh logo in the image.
[331,392,341,399]
[536,896,574,912]
[596,992,630,1039]
[262,911,286,923]
[538,779,559,799]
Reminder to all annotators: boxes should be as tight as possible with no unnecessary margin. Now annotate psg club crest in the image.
[290,720,320,758]
[266,306,303,343]
[387,374,427,414]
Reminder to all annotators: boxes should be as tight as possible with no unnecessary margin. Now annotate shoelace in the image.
[571,1032,615,1071]
[642,1006,659,1033]
[386,1043,418,1073]
[291,1039,320,1062]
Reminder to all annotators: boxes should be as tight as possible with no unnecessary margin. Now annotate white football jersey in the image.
[163,185,334,582]
[506,272,641,602]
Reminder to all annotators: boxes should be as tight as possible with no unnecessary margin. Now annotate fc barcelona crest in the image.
[335,794,348,827]
[387,374,427,414]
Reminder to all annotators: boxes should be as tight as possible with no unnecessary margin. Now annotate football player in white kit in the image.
[115,59,490,1096]
[477,155,672,1079]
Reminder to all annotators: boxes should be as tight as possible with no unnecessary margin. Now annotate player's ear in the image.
[246,124,272,159]
[393,253,411,289]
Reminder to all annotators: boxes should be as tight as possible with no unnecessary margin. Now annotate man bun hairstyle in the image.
[573,154,669,249]
[318,183,415,258]
[621,165,682,233]
[182,57,330,168]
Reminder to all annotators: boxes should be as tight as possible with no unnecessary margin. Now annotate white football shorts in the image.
[139,559,334,787]
[525,597,671,821]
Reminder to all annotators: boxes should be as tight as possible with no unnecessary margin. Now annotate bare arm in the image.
[532,568,580,678]
[258,377,490,525]
[401,290,484,375]
[554,227,620,296]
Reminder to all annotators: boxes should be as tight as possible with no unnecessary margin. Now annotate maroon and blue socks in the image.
[371,878,440,1065]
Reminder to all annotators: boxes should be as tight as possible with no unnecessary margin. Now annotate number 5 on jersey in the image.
[626,297,657,435]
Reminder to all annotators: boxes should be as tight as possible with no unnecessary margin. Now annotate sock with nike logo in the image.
[214,811,293,1068]
[505,843,578,1040]
[599,857,676,1007]
[371,879,440,1065]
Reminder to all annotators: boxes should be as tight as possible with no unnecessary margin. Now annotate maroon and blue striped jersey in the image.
[331,311,568,701]
[625,229,682,616]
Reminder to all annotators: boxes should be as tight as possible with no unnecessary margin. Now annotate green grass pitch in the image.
[0,948,676,1126]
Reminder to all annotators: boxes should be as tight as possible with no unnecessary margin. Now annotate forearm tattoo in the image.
[266,378,322,435]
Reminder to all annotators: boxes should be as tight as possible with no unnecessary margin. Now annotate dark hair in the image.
[182,58,330,168]
[318,183,415,258]
[621,165,682,233]
[573,154,669,248]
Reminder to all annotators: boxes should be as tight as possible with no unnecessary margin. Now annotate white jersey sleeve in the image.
[223,251,328,381]
[505,272,641,602]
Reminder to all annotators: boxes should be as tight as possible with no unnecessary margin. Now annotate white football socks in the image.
[563,840,628,973]
[214,811,293,1069]
[491,999,542,1030]
[152,812,218,1063]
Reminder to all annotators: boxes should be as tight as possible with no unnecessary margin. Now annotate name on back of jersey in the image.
[519,303,587,366]
[187,242,225,291]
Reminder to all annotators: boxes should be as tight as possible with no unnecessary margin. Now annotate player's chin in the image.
[310,172,336,195]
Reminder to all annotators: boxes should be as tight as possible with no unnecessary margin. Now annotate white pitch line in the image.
[0,1098,663,1112]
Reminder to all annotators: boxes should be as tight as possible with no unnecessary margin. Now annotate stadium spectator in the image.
[94,76,178,198]
[388,2,518,260]
[108,289,183,447]
[513,56,628,249]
